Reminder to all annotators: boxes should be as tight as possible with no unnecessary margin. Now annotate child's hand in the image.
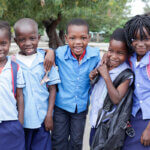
[100,52,108,65]
[43,49,55,71]
[97,63,109,80]
[89,68,98,80]
[141,127,150,146]
[44,115,53,131]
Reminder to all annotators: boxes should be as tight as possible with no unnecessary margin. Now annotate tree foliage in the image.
[0,0,132,47]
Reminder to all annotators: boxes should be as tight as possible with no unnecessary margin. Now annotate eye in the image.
[18,38,25,42]
[108,49,113,52]
[1,41,7,46]
[30,36,36,40]
[118,52,125,55]
[82,37,87,40]
[69,37,75,40]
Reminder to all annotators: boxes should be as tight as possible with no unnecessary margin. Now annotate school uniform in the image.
[89,62,133,146]
[123,51,150,150]
[0,57,25,150]
[16,49,60,150]
[52,45,100,150]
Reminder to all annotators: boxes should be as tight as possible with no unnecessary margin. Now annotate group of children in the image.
[0,14,150,150]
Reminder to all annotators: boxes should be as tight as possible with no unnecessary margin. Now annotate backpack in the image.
[91,69,134,150]
[11,60,19,97]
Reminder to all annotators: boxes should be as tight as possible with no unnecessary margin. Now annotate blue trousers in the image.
[123,110,150,150]
[0,120,25,150]
[51,106,87,150]
[24,123,52,150]
[89,127,96,147]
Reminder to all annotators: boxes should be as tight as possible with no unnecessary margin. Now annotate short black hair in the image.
[0,20,11,40]
[14,18,38,37]
[110,28,126,42]
[110,28,131,54]
[124,14,150,52]
[66,18,89,34]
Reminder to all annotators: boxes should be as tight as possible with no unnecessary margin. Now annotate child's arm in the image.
[89,68,98,81]
[141,122,150,146]
[43,49,55,71]
[16,88,24,124]
[98,64,130,104]
[44,84,56,131]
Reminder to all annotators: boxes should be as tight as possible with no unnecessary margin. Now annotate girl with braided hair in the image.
[123,14,150,149]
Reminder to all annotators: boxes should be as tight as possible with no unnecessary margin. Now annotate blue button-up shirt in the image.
[0,57,25,122]
[16,49,60,128]
[131,51,150,119]
[55,45,100,113]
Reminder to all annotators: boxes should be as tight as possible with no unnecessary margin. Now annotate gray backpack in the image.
[91,69,134,150]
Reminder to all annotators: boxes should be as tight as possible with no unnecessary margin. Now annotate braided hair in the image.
[124,15,150,53]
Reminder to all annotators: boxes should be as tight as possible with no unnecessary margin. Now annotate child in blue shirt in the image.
[0,21,25,150]
[89,28,134,149]
[13,18,60,150]
[123,14,150,149]
[51,18,100,150]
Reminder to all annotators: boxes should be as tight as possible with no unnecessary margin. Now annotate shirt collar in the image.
[64,45,99,63]
[3,56,11,70]
[109,62,130,74]
[71,49,86,64]
[131,51,150,68]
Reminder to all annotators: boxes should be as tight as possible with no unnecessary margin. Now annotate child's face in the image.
[131,27,150,59]
[107,39,127,69]
[0,29,10,61]
[14,25,40,56]
[65,25,90,58]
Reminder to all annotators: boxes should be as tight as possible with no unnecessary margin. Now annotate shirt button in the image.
[77,77,80,80]
[137,84,140,87]
[140,100,143,104]
[75,96,78,98]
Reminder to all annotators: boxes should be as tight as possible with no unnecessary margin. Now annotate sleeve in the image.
[16,66,25,88]
[47,66,61,85]
[95,50,101,68]
[128,74,133,86]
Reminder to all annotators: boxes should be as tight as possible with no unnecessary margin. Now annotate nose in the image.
[74,38,82,44]
[25,40,32,46]
[111,52,118,59]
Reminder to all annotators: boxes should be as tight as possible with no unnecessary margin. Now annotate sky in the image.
[129,0,146,16]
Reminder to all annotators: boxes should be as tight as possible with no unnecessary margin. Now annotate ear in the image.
[88,34,91,42]
[38,34,41,40]
[65,34,68,43]
[14,37,17,44]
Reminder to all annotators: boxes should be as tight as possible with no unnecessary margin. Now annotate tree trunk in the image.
[59,30,65,44]
[43,13,64,50]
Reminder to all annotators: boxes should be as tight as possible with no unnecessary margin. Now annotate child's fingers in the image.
[44,60,52,71]
[141,135,144,145]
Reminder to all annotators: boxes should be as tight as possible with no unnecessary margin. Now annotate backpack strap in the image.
[146,54,150,80]
[11,61,19,97]
[95,69,134,127]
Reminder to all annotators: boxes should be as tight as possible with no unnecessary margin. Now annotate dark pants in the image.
[0,120,25,150]
[52,106,87,150]
[24,123,52,150]
[122,110,150,150]
[89,127,96,147]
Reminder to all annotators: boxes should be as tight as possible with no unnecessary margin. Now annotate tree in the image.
[0,0,131,48]
[141,0,150,14]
